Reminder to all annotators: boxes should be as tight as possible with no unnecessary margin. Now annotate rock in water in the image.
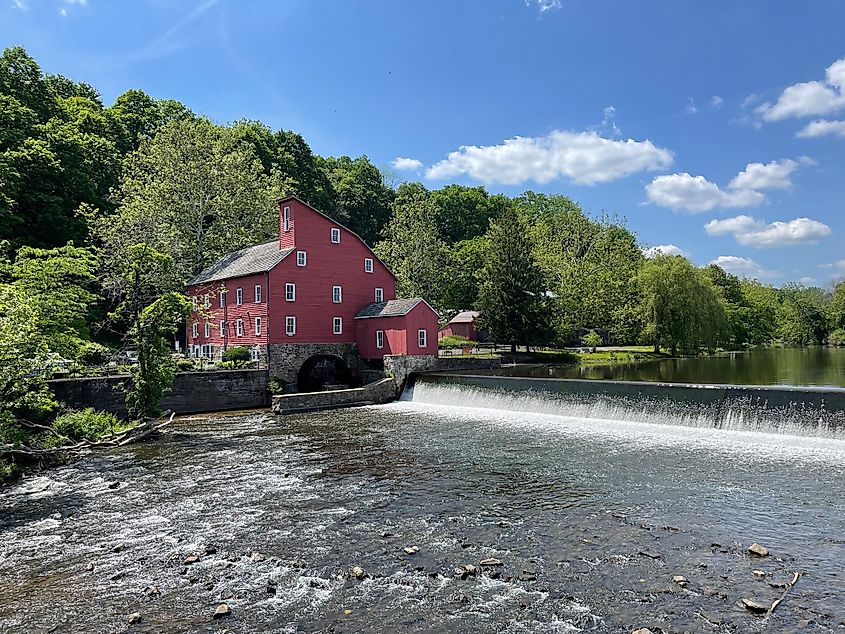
[213,603,231,619]
[403,546,420,555]
[748,543,769,557]
[672,575,688,586]
[127,612,142,624]
[183,554,200,565]
[632,629,653,634]
[250,552,266,562]
[741,598,769,614]
[752,569,766,578]
[454,564,478,580]
[350,565,368,580]
[480,558,503,567]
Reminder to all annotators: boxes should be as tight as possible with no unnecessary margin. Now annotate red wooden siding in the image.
[186,273,270,349]
[356,301,438,359]
[438,322,477,340]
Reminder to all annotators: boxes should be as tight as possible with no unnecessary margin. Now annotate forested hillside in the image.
[1,45,844,359]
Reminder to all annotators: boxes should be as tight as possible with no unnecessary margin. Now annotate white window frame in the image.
[283,206,291,232]
[191,295,198,310]
[376,330,384,349]
[219,290,226,308]
[332,285,342,304]
[333,317,343,335]
[285,316,296,336]
[296,250,307,267]
[254,284,262,303]
[331,227,341,244]
[203,294,210,308]
[255,316,262,336]
[364,258,373,273]
[220,320,226,337]
[204,322,210,338]
[285,282,296,302]
[250,346,260,362]
[236,287,243,305]
[192,322,198,338]
[236,319,243,337]
[418,329,427,348]
[375,287,384,302]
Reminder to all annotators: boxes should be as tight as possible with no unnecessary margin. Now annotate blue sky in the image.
[3,0,844,286]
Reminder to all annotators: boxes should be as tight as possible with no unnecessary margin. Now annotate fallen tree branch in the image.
[766,571,801,620]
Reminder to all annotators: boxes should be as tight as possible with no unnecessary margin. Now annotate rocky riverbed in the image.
[1,400,844,632]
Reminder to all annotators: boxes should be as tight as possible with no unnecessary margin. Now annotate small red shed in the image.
[438,310,482,341]
[355,298,439,359]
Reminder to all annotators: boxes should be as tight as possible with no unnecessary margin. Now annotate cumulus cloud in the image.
[425,130,673,186]
[704,214,832,247]
[392,157,423,171]
[796,119,845,138]
[711,96,724,108]
[709,256,779,279]
[525,0,562,10]
[645,173,764,213]
[642,244,686,258]
[646,157,810,213]
[756,57,845,121]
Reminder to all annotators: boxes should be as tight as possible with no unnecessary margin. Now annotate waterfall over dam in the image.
[403,372,845,438]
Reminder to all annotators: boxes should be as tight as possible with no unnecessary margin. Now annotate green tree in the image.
[581,330,602,352]
[375,183,449,308]
[637,255,727,355]
[478,207,551,351]
[110,244,191,419]
[444,236,490,310]
[429,184,507,244]
[777,283,829,346]
[831,281,845,331]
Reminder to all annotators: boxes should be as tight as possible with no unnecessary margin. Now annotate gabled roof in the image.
[448,310,480,324]
[355,297,432,319]
[189,241,294,285]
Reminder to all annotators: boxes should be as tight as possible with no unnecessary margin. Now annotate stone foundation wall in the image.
[267,342,359,385]
[272,378,397,414]
[384,355,502,392]
[49,370,269,418]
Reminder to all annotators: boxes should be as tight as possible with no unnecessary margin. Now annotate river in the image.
[2,375,844,632]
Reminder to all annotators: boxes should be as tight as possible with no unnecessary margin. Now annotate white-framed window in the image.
[376,330,384,349]
[255,316,262,336]
[204,322,210,338]
[236,287,243,305]
[285,283,296,302]
[375,287,384,302]
[236,319,243,337]
[418,329,427,348]
[203,294,210,308]
[331,227,341,244]
[283,206,291,232]
[191,295,198,310]
[250,346,260,362]
[254,285,262,303]
[296,250,307,267]
[220,321,226,337]
[285,316,296,336]
[332,285,342,303]
[219,290,226,308]
[192,322,198,338]
[364,258,373,273]
[333,317,343,335]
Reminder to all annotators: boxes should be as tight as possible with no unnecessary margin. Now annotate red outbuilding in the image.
[185,196,438,389]
[438,310,484,342]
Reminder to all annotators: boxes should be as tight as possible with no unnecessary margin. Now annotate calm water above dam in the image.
[2,376,845,632]
[503,347,845,388]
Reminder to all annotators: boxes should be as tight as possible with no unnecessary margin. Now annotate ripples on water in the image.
[2,382,845,632]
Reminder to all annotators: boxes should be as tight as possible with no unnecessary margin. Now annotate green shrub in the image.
[219,359,252,370]
[438,335,477,349]
[79,342,112,365]
[829,328,845,347]
[222,347,251,362]
[52,408,122,442]
[176,359,196,371]
[268,376,288,394]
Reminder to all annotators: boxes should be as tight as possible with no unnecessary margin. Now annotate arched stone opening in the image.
[297,354,353,392]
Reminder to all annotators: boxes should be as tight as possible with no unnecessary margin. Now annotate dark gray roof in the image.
[189,241,293,285]
[355,298,427,319]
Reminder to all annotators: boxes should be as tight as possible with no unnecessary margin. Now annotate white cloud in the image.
[756,57,845,121]
[391,157,423,171]
[704,214,832,247]
[10,0,27,8]
[59,7,66,14]
[799,276,818,286]
[686,97,698,114]
[741,94,761,109]
[645,173,764,213]
[525,0,562,10]
[642,244,686,258]
[646,157,810,213]
[426,130,672,186]
[709,256,779,279]
[711,96,724,108]
[819,260,845,270]
[796,119,845,138]
[727,158,807,191]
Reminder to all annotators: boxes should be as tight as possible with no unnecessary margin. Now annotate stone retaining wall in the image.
[384,355,502,392]
[272,378,397,414]
[49,370,269,417]
[268,342,359,385]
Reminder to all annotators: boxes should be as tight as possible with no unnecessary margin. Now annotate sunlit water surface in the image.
[2,381,845,632]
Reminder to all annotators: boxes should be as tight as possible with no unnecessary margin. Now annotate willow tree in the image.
[636,255,727,355]
[478,207,551,351]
